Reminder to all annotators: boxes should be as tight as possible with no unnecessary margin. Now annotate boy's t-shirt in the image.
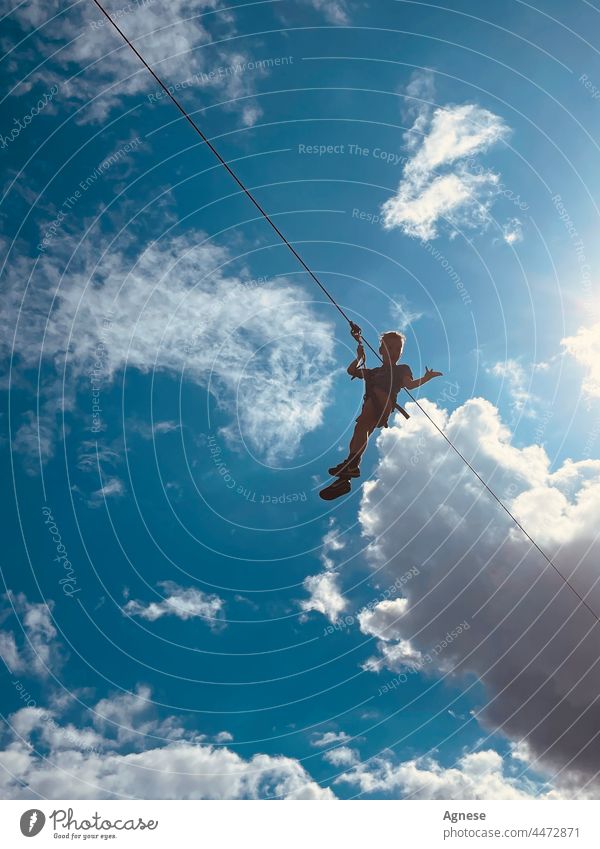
[356,363,413,426]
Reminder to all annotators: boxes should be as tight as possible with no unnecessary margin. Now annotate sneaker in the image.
[328,460,360,478]
[319,477,352,500]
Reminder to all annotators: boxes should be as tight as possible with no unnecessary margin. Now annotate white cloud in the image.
[0,631,20,673]
[390,295,423,328]
[336,749,569,799]
[0,593,63,678]
[0,688,335,800]
[128,420,180,439]
[305,0,349,25]
[510,739,535,764]
[123,581,225,627]
[356,396,600,789]
[5,233,336,465]
[402,70,436,147]
[300,520,348,622]
[92,684,192,748]
[214,731,234,743]
[502,217,523,245]
[320,522,346,570]
[323,746,359,767]
[241,104,263,127]
[406,106,506,176]
[358,600,424,673]
[152,420,179,434]
[562,322,600,401]
[382,80,509,239]
[88,476,125,508]
[5,1,266,125]
[358,597,409,642]
[12,408,64,469]
[361,639,424,674]
[94,685,153,731]
[311,730,351,747]
[300,572,347,622]
[488,358,536,421]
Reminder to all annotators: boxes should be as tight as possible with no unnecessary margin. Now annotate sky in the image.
[1,0,600,800]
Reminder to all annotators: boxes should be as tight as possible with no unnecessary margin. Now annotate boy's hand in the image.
[424,366,443,379]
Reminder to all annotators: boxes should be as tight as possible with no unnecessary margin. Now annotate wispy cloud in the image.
[488,358,536,421]
[123,581,225,628]
[5,233,336,465]
[88,476,126,509]
[305,0,350,25]
[381,73,509,239]
[127,420,180,439]
[311,730,351,747]
[390,295,424,329]
[502,217,524,245]
[5,1,268,126]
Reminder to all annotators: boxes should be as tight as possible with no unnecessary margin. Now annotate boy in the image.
[320,330,442,500]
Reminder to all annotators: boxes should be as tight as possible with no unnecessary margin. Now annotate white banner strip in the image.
[1,800,599,848]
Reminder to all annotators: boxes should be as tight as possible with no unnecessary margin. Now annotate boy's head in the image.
[379,331,405,364]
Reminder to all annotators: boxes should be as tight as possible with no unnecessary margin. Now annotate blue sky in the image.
[2,0,600,799]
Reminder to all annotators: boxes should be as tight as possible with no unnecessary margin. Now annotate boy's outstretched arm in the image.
[405,366,443,390]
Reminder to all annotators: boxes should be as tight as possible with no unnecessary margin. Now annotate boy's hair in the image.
[380,330,406,353]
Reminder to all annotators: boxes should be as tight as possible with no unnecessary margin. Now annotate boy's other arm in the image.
[347,358,366,378]
[405,366,443,390]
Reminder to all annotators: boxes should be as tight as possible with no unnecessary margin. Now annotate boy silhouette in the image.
[320,330,442,500]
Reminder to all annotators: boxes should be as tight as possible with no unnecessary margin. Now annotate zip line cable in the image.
[89,0,600,627]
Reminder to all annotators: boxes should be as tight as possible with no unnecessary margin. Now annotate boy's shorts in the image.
[356,396,393,430]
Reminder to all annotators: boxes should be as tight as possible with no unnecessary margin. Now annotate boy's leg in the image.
[321,400,378,499]
[330,399,377,475]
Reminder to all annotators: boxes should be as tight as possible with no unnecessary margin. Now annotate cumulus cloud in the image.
[336,749,571,799]
[311,730,351,747]
[0,687,334,799]
[123,581,225,627]
[323,746,359,767]
[381,74,509,239]
[4,233,335,464]
[300,520,348,622]
[357,397,600,791]
[358,599,425,673]
[300,572,348,623]
[561,322,600,401]
[0,739,335,799]
[4,1,266,125]
[214,731,234,743]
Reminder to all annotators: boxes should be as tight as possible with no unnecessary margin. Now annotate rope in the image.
[89,0,600,627]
